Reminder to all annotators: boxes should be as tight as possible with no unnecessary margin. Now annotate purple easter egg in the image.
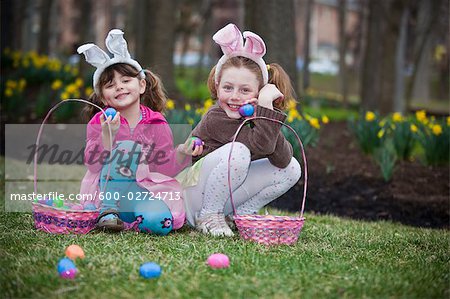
[191,137,203,149]
[59,268,78,279]
[239,104,254,117]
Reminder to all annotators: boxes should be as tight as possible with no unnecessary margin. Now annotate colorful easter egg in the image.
[239,104,254,117]
[139,262,161,279]
[207,253,230,269]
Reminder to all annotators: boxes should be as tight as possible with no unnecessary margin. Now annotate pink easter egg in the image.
[207,253,230,269]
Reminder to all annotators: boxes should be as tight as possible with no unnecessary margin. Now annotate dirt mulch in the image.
[271,121,449,229]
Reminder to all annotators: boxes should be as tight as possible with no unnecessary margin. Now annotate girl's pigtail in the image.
[142,69,167,113]
[207,66,218,100]
[267,63,296,110]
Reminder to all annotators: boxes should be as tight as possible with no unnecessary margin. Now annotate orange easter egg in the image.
[65,245,85,260]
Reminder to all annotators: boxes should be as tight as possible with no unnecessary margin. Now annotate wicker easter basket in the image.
[228,116,308,245]
[31,99,115,234]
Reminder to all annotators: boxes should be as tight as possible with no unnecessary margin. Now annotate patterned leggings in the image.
[184,142,302,226]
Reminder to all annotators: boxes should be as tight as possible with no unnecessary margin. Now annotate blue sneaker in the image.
[97,210,124,232]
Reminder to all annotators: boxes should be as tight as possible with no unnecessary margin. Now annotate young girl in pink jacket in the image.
[78,29,194,233]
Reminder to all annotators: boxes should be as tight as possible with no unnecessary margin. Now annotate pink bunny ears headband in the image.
[77,29,145,94]
[213,23,268,85]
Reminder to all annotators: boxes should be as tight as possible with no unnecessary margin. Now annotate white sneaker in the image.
[195,213,234,237]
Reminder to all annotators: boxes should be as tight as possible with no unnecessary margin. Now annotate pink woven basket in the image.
[31,99,114,234]
[228,116,308,245]
[32,202,99,234]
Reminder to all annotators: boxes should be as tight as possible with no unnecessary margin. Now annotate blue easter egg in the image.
[139,262,161,279]
[57,258,76,274]
[239,104,254,117]
[105,108,117,119]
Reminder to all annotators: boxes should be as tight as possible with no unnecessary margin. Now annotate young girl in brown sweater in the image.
[178,24,302,236]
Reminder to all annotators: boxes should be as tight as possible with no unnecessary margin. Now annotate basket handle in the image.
[33,99,114,198]
[227,116,308,218]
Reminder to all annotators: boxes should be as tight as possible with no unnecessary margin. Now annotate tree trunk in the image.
[302,0,313,92]
[338,0,348,107]
[406,0,443,108]
[245,0,298,96]
[76,0,93,79]
[1,0,14,52]
[139,0,177,97]
[360,0,382,111]
[37,0,53,54]
[361,0,404,115]
[393,6,409,113]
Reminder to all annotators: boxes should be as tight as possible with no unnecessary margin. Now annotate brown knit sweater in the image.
[191,104,293,168]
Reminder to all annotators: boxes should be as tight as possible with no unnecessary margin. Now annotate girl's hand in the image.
[244,97,258,106]
[101,111,121,137]
[258,84,284,110]
[178,137,204,157]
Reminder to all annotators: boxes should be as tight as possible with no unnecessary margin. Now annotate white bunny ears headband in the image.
[77,29,145,94]
[213,23,268,85]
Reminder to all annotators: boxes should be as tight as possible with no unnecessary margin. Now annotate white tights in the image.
[184,142,302,226]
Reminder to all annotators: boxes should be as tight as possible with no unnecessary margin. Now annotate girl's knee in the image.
[281,158,302,186]
[227,142,251,167]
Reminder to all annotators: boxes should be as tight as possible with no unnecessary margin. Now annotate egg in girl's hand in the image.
[104,108,117,119]
[239,104,254,117]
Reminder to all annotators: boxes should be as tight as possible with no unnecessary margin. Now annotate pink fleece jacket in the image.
[79,105,188,229]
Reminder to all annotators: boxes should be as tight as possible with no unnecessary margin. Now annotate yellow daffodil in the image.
[377,129,385,138]
[5,88,13,97]
[288,109,300,120]
[365,111,376,122]
[434,44,446,62]
[321,115,329,124]
[415,110,427,123]
[392,112,403,122]
[287,100,296,110]
[51,80,63,90]
[204,98,214,110]
[18,79,26,91]
[85,87,94,96]
[410,124,418,133]
[166,99,175,110]
[447,116,450,126]
[65,84,77,94]
[6,80,17,89]
[185,104,191,111]
[432,124,442,135]
[187,117,194,125]
[72,68,79,76]
[195,108,204,115]
[75,78,83,88]
[60,92,69,100]
[309,118,320,129]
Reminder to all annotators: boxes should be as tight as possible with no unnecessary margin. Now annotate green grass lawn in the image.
[1,156,449,298]
[1,197,448,298]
